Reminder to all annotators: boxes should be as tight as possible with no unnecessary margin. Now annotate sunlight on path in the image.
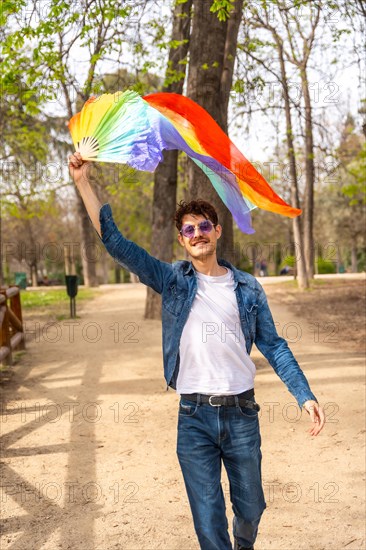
[0,285,364,550]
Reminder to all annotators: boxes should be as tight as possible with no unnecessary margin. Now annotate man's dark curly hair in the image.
[174,199,219,232]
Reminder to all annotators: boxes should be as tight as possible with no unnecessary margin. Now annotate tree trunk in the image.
[31,262,38,287]
[77,194,99,287]
[101,254,108,284]
[301,67,315,279]
[186,0,242,263]
[220,0,243,128]
[25,220,40,287]
[0,218,4,287]
[145,0,192,320]
[277,41,309,289]
[351,242,358,272]
[115,265,121,284]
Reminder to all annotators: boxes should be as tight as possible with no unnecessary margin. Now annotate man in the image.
[69,152,325,550]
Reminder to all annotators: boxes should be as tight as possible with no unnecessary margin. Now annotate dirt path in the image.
[0,283,365,550]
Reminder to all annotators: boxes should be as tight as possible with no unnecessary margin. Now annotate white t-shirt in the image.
[176,267,256,395]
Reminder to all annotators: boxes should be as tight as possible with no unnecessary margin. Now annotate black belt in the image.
[180,388,260,410]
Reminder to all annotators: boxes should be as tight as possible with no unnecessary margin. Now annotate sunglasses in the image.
[180,219,215,239]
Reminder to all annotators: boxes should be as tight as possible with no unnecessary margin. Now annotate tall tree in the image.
[186,0,243,262]
[277,37,309,288]
[0,63,54,286]
[278,4,321,278]
[144,0,193,319]
[2,0,147,286]
[334,118,365,272]
[237,1,333,279]
[238,7,309,288]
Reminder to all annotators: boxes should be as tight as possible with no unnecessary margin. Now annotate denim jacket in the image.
[99,203,317,409]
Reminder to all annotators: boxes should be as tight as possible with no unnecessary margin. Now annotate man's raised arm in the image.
[68,152,173,295]
[69,152,102,236]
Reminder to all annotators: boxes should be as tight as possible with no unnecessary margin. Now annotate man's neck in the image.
[191,255,228,277]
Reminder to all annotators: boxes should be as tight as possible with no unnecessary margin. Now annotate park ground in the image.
[0,275,365,550]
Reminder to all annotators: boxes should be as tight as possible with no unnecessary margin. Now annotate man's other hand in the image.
[302,400,325,436]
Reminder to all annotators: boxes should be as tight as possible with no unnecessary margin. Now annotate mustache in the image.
[191,238,209,245]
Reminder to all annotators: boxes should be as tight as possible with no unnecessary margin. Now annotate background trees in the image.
[1,0,364,299]
[2,0,150,287]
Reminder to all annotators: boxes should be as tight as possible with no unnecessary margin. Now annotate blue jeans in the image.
[176,395,266,550]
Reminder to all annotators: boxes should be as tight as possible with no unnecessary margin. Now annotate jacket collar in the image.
[183,258,248,286]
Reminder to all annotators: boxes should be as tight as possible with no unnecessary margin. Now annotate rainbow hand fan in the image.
[68,90,301,233]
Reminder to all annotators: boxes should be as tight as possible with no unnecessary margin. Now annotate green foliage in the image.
[0,1,24,25]
[2,0,143,108]
[235,251,253,274]
[167,38,189,50]
[342,143,366,206]
[232,79,245,94]
[317,258,336,274]
[210,0,234,22]
[282,255,295,268]
[4,195,57,220]
[164,63,187,87]
[355,249,366,272]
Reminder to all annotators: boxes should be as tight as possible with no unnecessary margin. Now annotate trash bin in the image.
[15,272,27,289]
[65,275,78,318]
[65,275,78,298]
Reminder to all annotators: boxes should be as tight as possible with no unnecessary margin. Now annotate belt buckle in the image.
[209,395,222,407]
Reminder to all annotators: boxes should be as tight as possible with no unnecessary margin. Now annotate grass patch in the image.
[20,288,98,322]
[268,278,356,292]
[20,288,97,309]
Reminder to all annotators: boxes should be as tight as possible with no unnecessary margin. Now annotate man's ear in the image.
[177,233,185,247]
[215,224,222,240]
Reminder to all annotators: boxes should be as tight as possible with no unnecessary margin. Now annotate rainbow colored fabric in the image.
[68,90,301,233]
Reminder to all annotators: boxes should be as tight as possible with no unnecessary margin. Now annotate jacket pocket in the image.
[162,284,188,317]
[244,302,258,337]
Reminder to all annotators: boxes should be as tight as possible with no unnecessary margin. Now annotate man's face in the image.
[177,213,222,260]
